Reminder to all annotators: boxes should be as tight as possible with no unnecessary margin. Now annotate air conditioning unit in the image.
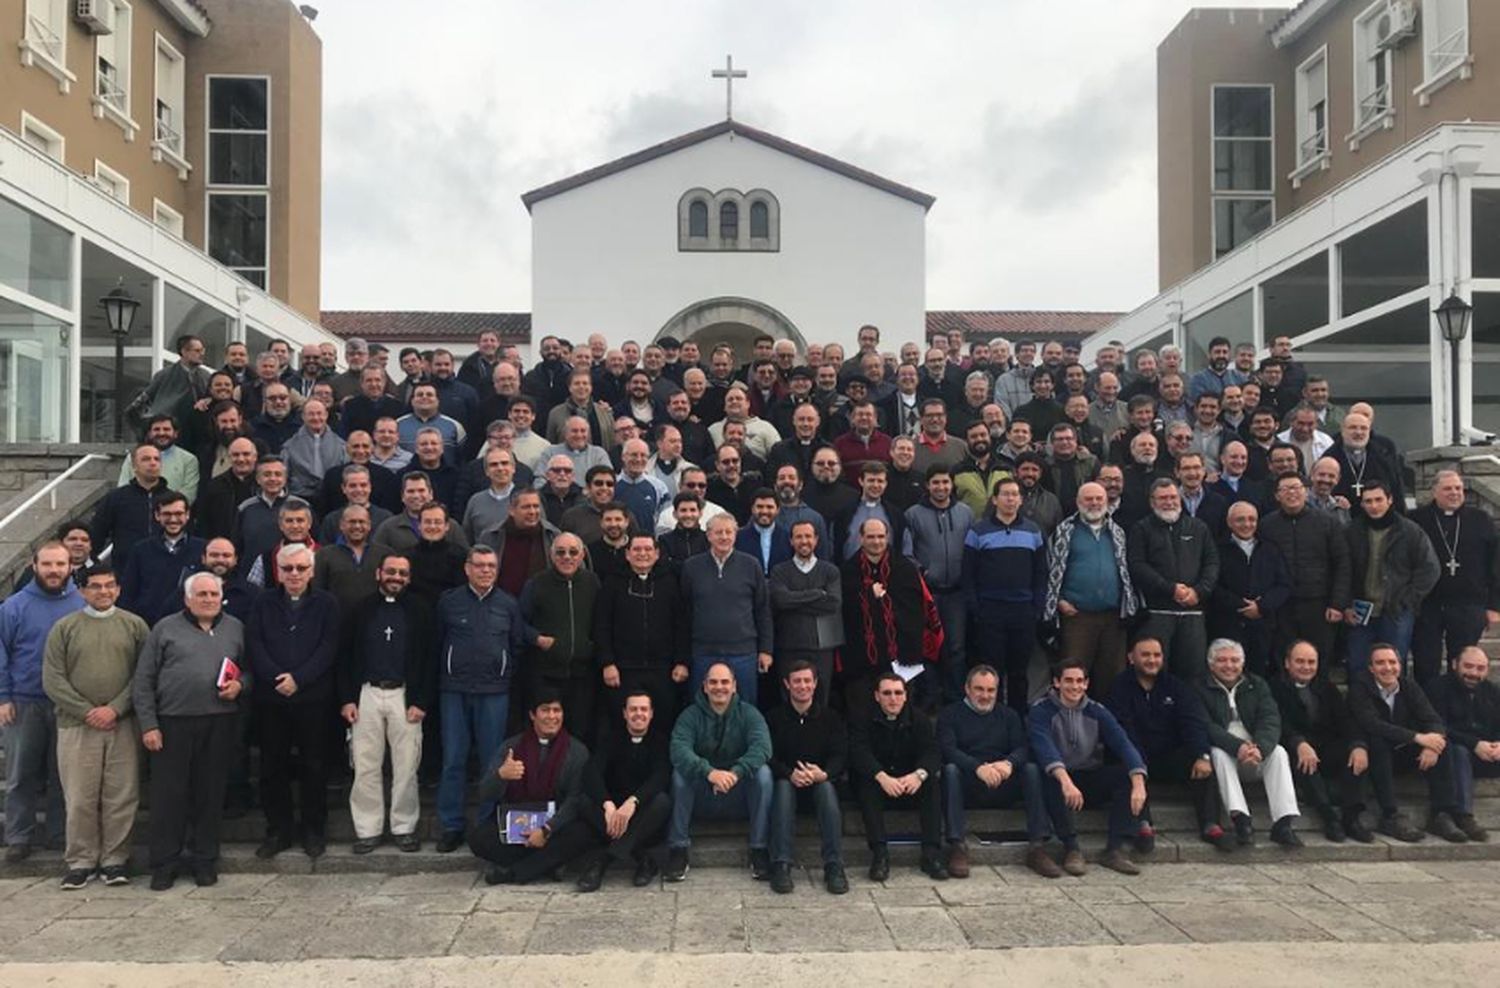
[75,0,115,35]
[1376,0,1418,50]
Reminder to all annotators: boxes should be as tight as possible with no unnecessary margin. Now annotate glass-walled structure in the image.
[1094,123,1500,454]
[0,126,338,444]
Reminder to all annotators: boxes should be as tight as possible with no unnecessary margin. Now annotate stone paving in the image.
[2,857,1500,963]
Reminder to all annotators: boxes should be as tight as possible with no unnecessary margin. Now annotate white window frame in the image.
[92,160,131,203]
[151,32,191,179]
[1209,84,1276,261]
[153,199,185,237]
[18,0,75,92]
[19,111,65,163]
[1291,47,1331,186]
[91,0,139,140]
[1348,1,1396,150]
[1417,0,1473,103]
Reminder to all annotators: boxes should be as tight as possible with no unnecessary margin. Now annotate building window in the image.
[678,188,778,251]
[153,199,184,237]
[20,0,73,91]
[1348,2,1395,141]
[208,77,269,186]
[93,160,130,204]
[1210,85,1274,259]
[20,112,65,163]
[207,193,268,288]
[92,0,136,137]
[749,200,769,239]
[1294,49,1328,169]
[1421,0,1470,87]
[688,199,708,237]
[719,201,739,243]
[152,34,189,177]
[1339,201,1428,316]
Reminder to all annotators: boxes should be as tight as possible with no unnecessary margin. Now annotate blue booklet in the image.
[501,802,555,844]
[1350,599,1374,626]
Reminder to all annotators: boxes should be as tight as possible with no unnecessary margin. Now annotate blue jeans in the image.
[770,778,843,866]
[690,654,759,708]
[3,700,64,847]
[942,761,1048,843]
[437,691,509,833]
[668,765,772,850]
[1450,745,1500,814]
[1346,611,1416,680]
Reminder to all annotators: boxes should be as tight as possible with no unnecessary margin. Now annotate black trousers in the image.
[1411,599,1487,689]
[854,774,942,851]
[1275,598,1338,672]
[575,791,672,862]
[1289,739,1365,822]
[148,714,236,868]
[1142,747,1218,832]
[468,816,598,883]
[532,672,598,749]
[1366,736,1458,818]
[256,700,330,839]
[600,667,677,733]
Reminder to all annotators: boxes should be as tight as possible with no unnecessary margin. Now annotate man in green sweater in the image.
[42,563,149,890]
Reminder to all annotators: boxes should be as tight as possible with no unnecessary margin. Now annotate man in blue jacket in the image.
[1,543,85,861]
[434,546,553,853]
[118,490,205,627]
[964,476,1048,715]
[1028,658,1148,877]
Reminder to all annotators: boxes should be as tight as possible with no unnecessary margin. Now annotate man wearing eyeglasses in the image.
[520,534,602,745]
[539,455,584,527]
[849,672,948,881]
[245,543,340,860]
[561,465,624,545]
[249,382,302,455]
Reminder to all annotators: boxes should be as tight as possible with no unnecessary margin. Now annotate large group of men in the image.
[2,325,1499,896]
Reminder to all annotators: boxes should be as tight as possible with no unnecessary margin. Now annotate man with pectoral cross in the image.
[1411,470,1500,688]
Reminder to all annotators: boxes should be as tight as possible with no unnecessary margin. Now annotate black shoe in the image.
[764,862,791,894]
[149,865,177,891]
[99,865,130,886]
[1455,813,1490,843]
[575,857,607,893]
[60,869,92,891]
[1133,822,1157,855]
[351,837,380,855]
[868,847,890,883]
[4,844,32,864]
[395,833,421,853]
[1232,814,1255,847]
[633,854,659,887]
[824,862,849,895]
[483,864,514,886]
[1345,814,1376,843]
[919,850,950,881]
[749,847,772,881]
[664,847,689,883]
[1270,816,1303,849]
[192,860,218,887]
[1323,817,1347,843]
[303,834,327,859]
[1377,813,1425,843]
[1428,811,1468,844]
[255,835,293,859]
[435,830,465,854]
[223,801,249,821]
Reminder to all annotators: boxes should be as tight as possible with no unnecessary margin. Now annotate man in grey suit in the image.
[768,520,844,708]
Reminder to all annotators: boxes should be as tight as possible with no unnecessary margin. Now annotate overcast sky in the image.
[318,0,1262,315]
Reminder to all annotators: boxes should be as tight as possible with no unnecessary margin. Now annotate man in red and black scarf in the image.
[468,691,594,885]
[840,519,938,715]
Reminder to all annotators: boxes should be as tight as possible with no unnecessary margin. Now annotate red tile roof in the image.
[521,120,935,212]
[320,311,531,343]
[926,310,1122,341]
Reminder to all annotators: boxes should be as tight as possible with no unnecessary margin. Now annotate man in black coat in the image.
[1126,479,1219,682]
[1427,646,1500,842]
[570,690,673,891]
[1344,482,1440,680]
[1346,644,1466,843]
[849,672,947,882]
[1270,640,1374,843]
[196,438,259,541]
[765,660,849,895]
[594,534,689,727]
[841,519,931,713]
[1410,470,1500,687]
[1259,473,1351,666]
[89,444,169,572]
[1326,412,1405,519]
[1209,501,1291,677]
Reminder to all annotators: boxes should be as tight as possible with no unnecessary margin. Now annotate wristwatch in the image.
[914,768,929,782]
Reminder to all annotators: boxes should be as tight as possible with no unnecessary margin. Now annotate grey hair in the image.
[1207,638,1245,664]
[183,571,222,597]
[276,543,314,568]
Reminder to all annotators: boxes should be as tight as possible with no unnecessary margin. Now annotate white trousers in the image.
[1210,744,1300,822]
[348,684,423,839]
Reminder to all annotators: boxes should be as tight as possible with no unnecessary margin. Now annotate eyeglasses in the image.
[877,689,906,697]
[278,564,312,573]
[554,548,582,557]
[591,480,616,488]
[683,482,707,490]
[548,466,574,473]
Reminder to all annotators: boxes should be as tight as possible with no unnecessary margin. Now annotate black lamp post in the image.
[1436,291,1473,446]
[100,281,141,441]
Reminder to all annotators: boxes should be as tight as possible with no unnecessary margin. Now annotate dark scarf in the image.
[508,727,571,804]
[858,551,901,669]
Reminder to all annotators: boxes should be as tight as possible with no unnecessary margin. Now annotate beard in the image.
[968,441,990,458]
[776,487,798,505]
[1079,506,1108,524]
[1154,508,1182,524]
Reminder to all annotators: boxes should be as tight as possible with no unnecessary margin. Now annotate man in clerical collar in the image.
[1410,470,1500,688]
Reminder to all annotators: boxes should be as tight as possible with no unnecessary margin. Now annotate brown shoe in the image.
[1026,844,1062,879]
[1061,848,1087,876]
[946,841,971,879]
[1099,847,1141,876]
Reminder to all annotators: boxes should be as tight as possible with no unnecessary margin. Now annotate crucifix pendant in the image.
[1446,559,1461,577]
[1351,482,1364,497]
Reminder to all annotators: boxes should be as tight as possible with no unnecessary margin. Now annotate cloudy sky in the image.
[319,0,1260,315]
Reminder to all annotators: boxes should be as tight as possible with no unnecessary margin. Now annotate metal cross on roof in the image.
[711,54,747,121]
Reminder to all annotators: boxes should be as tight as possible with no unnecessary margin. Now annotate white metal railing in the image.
[96,70,127,112]
[1299,129,1328,164]
[154,116,182,154]
[25,14,62,61]
[1428,27,1469,78]
[0,455,111,536]
[1358,84,1391,127]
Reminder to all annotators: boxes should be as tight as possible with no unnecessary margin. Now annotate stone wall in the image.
[1407,444,1500,519]
[0,445,125,588]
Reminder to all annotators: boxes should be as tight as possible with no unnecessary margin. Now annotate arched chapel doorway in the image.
[654,296,806,360]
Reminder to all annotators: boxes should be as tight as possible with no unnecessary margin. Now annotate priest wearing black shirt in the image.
[570,690,673,891]
[1411,470,1500,688]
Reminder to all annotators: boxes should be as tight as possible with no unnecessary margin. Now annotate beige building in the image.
[1,0,333,442]
[1158,0,1494,288]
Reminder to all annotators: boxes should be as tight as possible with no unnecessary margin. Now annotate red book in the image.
[217,657,241,689]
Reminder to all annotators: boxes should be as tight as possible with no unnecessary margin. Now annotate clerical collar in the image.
[382,595,398,603]
[862,499,880,509]
[628,735,645,744]
[538,737,551,747]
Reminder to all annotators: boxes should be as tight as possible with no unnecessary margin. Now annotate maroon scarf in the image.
[858,551,901,669]
[507,727,571,804]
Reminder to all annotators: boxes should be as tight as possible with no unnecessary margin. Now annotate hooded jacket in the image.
[1027,688,1146,776]
[669,691,772,780]
[904,497,973,593]
[0,580,85,703]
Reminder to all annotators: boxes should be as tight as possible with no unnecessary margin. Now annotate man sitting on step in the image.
[1427,646,1500,842]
